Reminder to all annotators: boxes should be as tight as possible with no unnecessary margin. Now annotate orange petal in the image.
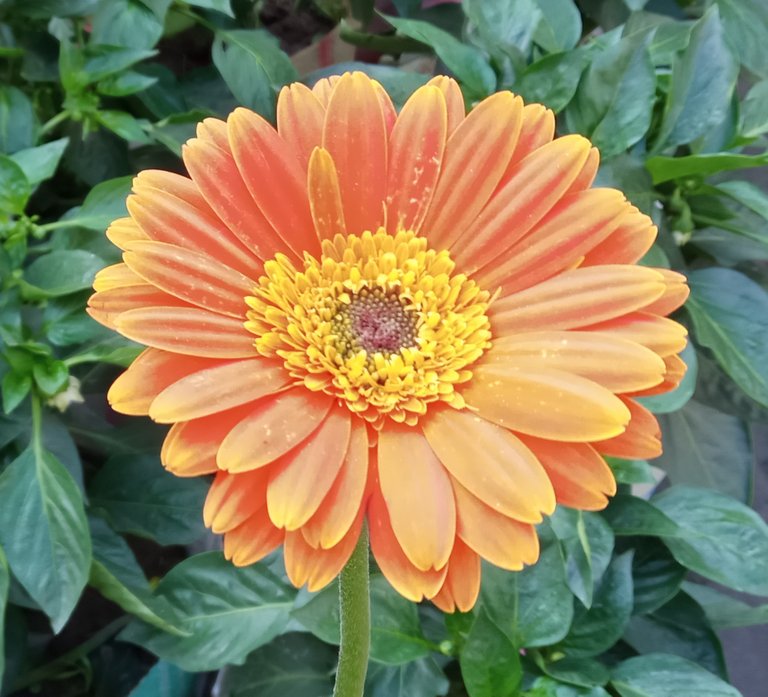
[368,484,448,601]
[302,420,369,549]
[431,538,481,613]
[217,389,334,472]
[568,147,600,193]
[377,424,456,571]
[487,331,666,393]
[93,263,144,292]
[312,75,341,106]
[631,353,687,396]
[195,117,230,150]
[583,312,688,358]
[134,169,209,207]
[518,435,616,511]
[107,348,217,415]
[422,91,523,249]
[451,477,539,571]
[106,217,147,249]
[284,513,363,592]
[478,188,628,295]
[307,147,346,241]
[581,208,657,266]
[422,408,554,523]
[204,469,270,533]
[161,403,256,477]
[223,506,284,566]
[277,83,325,167]
[115,307,256,358]
[426,76,465,134]
[641,269,689,316]
[461,363,631,442]
[489,265,666,334]
[385,85,447,233]
[122,240,255,318]
[88,285,189,329]
[372,79,397,133]
[323,72,387,235]
[453,134,593,272]
[267,406,351,530]
[182,138,290,262]
[149,359,288,423]
[228,108,320,256]
[594,398,662,459]
[498,103,555,186]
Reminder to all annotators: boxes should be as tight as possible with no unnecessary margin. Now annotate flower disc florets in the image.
[245,229,492,426]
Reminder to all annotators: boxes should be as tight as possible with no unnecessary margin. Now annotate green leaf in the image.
[24,250,105,297]
[464,0,542,58]
[529,676,609,697]
[602,495,680,537]
[514,51,590,113]
[1,371,31,414]
[212,29,297,121]
[607,458,655,485]
[32,359,69,396]
[611,653,740,697]
[62,175,132,231]
[594,152,656,214]
[90,0,167,50]
[683,582,768,630]
[0,155,31,214]
[0,547,8,687]
[127,660,197,697]
[716,0,768,78]
[533,0,582,53]
[365,656,449,697]
[539,657,609,689]
[687,267,768,408]
[740,80,768,137]
[561,552,634,658]
[460,609,521,697]
[184,0,234,16]
[646,152,768,184]
[694,352,768,424]
[0,86,36,154]
[9,138,68,186]
[120,552,295,671]
[632,542,686,616]
[97,70,159,97]
[653,485,768,595]
[96,110,150,143]
[0,446,91,632]
[623,594,727,679]
[638,342,696,415]
[656,400,753,503]
[385,15,496,98]
[481,542,574,647]
[89,454,208,546]
[653,7,737,152]
[218,633,335,697]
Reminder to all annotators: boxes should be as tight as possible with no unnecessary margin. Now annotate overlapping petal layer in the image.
[90,72,688,610]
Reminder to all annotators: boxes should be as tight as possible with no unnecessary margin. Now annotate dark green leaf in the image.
[539,657,609,689]
[528,676,610,697]
[740,80,768,137]
[185,0,234,16]
[607,458,655,485]
[9,138,69,186]
[653,485,768,595]
[62,175,132,231]
[460,609,521,697]
[653,7,737,151]
[611,653,740,697]
[89,454,208,546]
[218,633,335,697]
[1,372,31,414]
[514,51,589,113]
[594,152,656,214]
[0,86,36,154]
[385,15,496,97]
[0,155,31,214]
[632,542,686,616]
[687,267,768,408]
[32,359,69,396]
[365,656,449,697]
[0,547,7,687]
[127,660,197,697]
[120,552,295,671]
[683,582,768,630]
[533,0,582,53]
[96,110,150,143]
[646,152,768,184]
[465,0,542,57]
[716,0,768,78]
[90,0,167,50]
[694,352,768,424]
[97,70,159,97]
[602,496,680,537]
[481,542,574,647]
[638,342,697,415]
[656,400,753,502]
[0,446,91,632]
[25,250,105,297]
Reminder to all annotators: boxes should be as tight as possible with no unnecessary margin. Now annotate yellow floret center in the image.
[244,229,492,427]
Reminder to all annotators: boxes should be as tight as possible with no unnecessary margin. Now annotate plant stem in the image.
[333,524,371,697]
[39,111,69,136]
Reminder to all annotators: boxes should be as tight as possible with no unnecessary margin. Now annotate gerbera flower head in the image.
[89,72,688,612]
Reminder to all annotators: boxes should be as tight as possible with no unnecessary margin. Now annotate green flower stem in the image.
[333,523,371,697]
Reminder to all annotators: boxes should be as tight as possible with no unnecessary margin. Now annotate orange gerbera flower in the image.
[88,72,688,612]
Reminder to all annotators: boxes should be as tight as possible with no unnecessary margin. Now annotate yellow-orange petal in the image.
[377,424,456,571]
[217,389,333,472]
[115,307,255,358]
[461,363,631,442]
[93,263,144,292]
[307,146,346,241]
[451,477,539,571]
[372,79,397,133]
[323,72,387,236]
[431,538,481,613]
[302,420,369,549]
[583,312,688,358]
[641,269,689,315]
[499,103,555,185]
[518,435,616,511]
[422,408,555,523]
[489,265,667,334]
[595,398,662,459]
[195,117,230,150]
[426,75,465,133]
[277,82,326,167]
[134,169,208,207]
[223,506,284,566]
[385,85,447,234]
[454,134,593,272]
[106,217,148,249]
[160,403,255,477]
[88,285,189,329]
[107,348,217,415]
[631,353,687,397]
[311,75,341,106]
[569,147,600,193]
[267,405,351,530]
[487,331,666,393]
[368,485,448,601]
[204,469,269,533]
[149,359,288,423]
[228,107,320,256]
[581,208,657,266]
[422,91,523,250]
[122,240,255,318]
[284,513,363,592]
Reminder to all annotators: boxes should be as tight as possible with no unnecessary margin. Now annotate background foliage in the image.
[1,0,768,695]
